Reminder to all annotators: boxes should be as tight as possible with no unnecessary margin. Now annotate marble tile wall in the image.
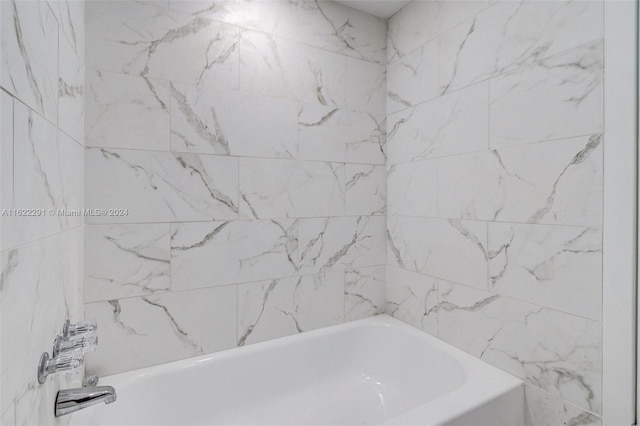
[1,0,85,424]
[83,0,387,377]
[386,1,604,424]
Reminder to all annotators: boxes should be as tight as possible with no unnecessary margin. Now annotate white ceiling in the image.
[334,0,411,19]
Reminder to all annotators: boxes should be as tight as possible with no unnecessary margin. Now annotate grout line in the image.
[384,215,602,230]
[0,225,84,256]
[84,143,386,167]
[84,264,388,305]
[387,130,604,167]
[386,264,602,324]
[83,215,387,227]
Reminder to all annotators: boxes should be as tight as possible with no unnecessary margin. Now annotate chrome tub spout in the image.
[55,386,117,417]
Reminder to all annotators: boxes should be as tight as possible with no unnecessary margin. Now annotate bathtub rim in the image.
[79,314,524,425]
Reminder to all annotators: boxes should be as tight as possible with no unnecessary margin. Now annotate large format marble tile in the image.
[345,58,386,119]
[166,0,297,38]
[438,1,603,95]
[386,82,488,164]
[298,105,385,165]
[345,266,385,321]
[11,103,83,247]
[298,216,386,274]
[237,272,344,346]
[60,226,85,324]
[239,158,344,219]
[345,164,386,216]
[58,28,84,144]
[387,159,438,217]
[85,286,237,376]
[525,385,601,426]
[85,147,238,223]
[296,0,386,64]
[488,223,602,320]
[167,0,301,40]
[386,266,438,335]
[438,282,601,414]
[57,130,84,228]
[239,31,346,108]
[86,69,170,151]
[171,82,298,158]
[438,135,603,226]
[1,0,58,122]
[387,0,491,62]
[47,0,85,58]
[85,1,239,87]
[387,216,488,290]
[171,220,298,291]
[387,40,438,115]
[85,224,171,303]
[489,41,603,148]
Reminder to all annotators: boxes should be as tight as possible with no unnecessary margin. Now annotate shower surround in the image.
[0,0,612,425]
[83,0,387,376]
[1,0,85,424]
[385,1,604,425]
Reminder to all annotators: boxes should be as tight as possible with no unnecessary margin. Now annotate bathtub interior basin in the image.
[69,315,524,425]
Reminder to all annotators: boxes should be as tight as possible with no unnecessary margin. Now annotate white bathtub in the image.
[70,315,523,426]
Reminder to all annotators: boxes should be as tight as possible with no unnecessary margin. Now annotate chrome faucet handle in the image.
[38,352,83,384]
[53,334,98,357]
[63,319,97,339]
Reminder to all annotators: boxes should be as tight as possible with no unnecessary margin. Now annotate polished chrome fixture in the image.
[37,319,98,384]
[84,374,100,387]
[55,386,117,417]
[37,352,84,384]
[52,334,98,357]
[37,319,117,416]
[63,319,97,339]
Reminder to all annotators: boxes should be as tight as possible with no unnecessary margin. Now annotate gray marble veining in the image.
[85,224,171,302]
[85,147,239,223]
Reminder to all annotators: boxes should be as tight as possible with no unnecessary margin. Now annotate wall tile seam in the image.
[55,126,85,149]
[0,87,61,134]
[1,97,85,156]
[386,215,604,231]
[84,214,389,226]
[45,1,80,56]
[386,264,602,323]
[82,145,387,166]
[84,263,389,304]
[386,131,605,168]
[2,82,84,253]
[0,223,85,254]
[85,25,385,87]
[0,86,14,97]
[386,79,487,118]
[524,382,603,420]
